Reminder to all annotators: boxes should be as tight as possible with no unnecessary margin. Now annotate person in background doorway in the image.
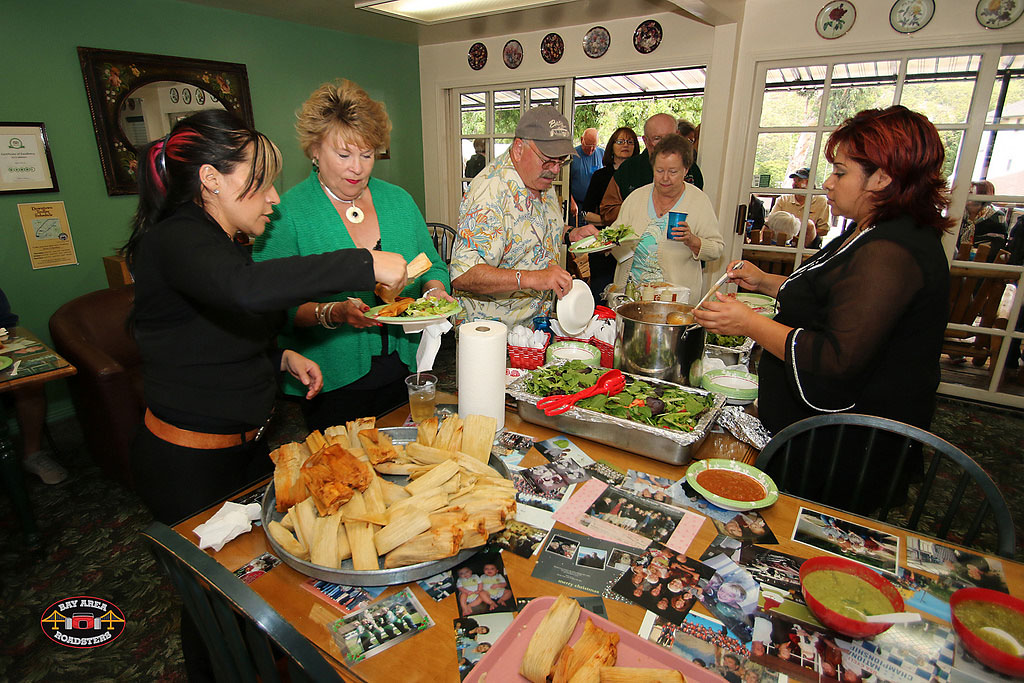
[676,119,704,190]
[958,179,1006,249]
[464,138,487,178]
[599,112,678,224]
[569,128,603,226]
[769,168,831,248]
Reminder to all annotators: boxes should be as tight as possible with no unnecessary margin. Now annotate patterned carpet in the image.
[0,384,1020,681]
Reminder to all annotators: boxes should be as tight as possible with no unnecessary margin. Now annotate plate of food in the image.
[569,225,636,254]
[467,594,720,682]
[262,416,514,586]
[685,458,778,512]
[365,297,462,324]
[701,368,758,405]
[735,293,777,318]
[950,587,1024,677]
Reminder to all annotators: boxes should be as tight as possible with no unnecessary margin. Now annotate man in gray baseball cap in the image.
[449,106,598,328]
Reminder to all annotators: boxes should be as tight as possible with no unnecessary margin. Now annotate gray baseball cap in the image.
[789,167,810,179]
[515,106,576,157]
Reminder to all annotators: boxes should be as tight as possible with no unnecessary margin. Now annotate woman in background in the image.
[694,106,950,512]
[255,80,450,431]
[125,109,406,524]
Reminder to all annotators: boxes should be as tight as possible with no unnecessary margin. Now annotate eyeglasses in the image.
[529,141,571,169]
[614,138,635,145]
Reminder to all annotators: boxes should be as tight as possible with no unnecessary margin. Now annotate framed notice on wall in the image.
[0,123,59,194]
[17,201,78,269]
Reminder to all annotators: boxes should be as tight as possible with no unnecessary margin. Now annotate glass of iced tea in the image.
[405,373,437,423]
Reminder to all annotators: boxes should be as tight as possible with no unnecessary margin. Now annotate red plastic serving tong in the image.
[536,369,626,416]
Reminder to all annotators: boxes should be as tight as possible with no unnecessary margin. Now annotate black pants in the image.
[300,352,409,432]
[130,424,272,526]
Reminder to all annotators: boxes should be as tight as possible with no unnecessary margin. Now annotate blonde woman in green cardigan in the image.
[254,80,451,431]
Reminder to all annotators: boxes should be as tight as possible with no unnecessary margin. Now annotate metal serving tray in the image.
[261,426,510,587]
[508,369,726,467]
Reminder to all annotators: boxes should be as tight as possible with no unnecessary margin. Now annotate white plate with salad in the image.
[364,297,462,324]
[568,225,635,254]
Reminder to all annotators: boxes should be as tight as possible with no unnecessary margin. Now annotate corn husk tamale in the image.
[386,490,449,522]
[435,414,463,452]
[374,509,432,555]
[323,425,350,448]
[309,512,342,568]
[405,442,455,465]
[405,459,459,496]
[305,430,327,455]
[336,522,352,564]
[374,461,416,476]
[291,497,318,551]
[384,526,463,568]
[598,668,682,683]
[416,416,439,447]
[551,620,619,683]
[379,479,410,506]
[520,595,582,683]
[341,492,378,570]
[268,520,309,560]
[461,414,497,462]
[345,417,374,450]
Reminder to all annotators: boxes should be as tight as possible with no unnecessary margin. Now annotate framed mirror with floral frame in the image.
[77,46,254,195]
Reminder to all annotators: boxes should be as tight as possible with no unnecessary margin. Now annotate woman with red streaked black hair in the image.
[124,109,408,525]
[695,106,951,513]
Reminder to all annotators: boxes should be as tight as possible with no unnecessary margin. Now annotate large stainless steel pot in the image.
[614,300,706,385]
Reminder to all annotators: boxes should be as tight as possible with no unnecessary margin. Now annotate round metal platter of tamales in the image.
[261,426,512,586]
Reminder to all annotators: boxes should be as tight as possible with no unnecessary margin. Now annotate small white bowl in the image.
[556,279,595,337]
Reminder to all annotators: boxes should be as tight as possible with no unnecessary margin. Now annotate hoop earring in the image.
[312,158,319,172]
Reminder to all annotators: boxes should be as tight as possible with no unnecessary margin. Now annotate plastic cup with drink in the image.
[667,211,688,240]
[405,373,437,423]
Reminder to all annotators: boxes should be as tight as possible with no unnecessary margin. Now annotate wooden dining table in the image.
[174,397,1023,682]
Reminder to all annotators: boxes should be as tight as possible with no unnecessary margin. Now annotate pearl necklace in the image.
[320,180,365,224]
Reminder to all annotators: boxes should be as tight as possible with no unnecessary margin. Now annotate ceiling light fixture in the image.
[354,0,574,25]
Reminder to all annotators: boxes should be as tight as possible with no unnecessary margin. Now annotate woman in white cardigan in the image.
[611,134,724,304]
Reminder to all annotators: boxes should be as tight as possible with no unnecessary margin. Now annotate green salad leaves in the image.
[522,360,713,432]
[706,333,747,348]
[599,224,634,245]
[399,298,460,318]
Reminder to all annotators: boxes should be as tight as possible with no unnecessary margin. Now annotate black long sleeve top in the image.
[131,203,375,433]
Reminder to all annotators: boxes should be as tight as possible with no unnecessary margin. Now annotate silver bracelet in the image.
[422,286,443,299]
[321,301,339,329]
[516,270,522,290]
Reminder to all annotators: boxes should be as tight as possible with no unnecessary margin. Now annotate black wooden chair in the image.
[141,523,353,683]
[427,222,459,265]
[755,413,1016,557]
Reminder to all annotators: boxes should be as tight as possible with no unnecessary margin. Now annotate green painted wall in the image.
[0,0,423,417]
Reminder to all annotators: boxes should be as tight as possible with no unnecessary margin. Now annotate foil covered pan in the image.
[261,426,510,586]
[507,368,726,466]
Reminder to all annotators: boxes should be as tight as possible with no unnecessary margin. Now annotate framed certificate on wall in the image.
[0,122,59,194]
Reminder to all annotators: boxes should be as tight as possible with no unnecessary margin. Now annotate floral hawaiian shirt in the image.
[450,151,565,328]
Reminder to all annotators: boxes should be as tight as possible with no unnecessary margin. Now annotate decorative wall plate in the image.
[503,39,523,69]
[633,19,663,54]
[468,42,487,70]
[889,0,934,33]
[195,88,205,105]
[182,88,191,104]
[169,87,179,103]
[976,0,1023,29]
[583,26,611,59]
[815,1,856,39]
[540,32,564,64]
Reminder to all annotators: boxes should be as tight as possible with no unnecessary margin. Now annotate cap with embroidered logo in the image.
[515,105,576,158]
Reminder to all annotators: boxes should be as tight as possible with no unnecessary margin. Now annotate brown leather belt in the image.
[145,409,261,450]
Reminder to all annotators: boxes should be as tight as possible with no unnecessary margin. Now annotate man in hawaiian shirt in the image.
[450,106,598,327]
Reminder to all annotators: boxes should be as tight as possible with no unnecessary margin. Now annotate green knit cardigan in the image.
[253,172,449,395]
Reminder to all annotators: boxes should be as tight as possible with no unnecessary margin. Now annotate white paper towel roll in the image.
[457,320,507,431]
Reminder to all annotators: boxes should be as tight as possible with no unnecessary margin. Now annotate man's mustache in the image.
[540,170,557,180]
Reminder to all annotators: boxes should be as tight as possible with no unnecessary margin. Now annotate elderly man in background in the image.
[769,167,831,248]
[569,127,603,226]
[451,106,598,328]
[676,119,704,190]
[599,112,678,224]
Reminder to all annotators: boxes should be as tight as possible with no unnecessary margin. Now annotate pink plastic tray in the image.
[464,595,725,682]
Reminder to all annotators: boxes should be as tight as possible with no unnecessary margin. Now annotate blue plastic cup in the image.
[667,211,688,239]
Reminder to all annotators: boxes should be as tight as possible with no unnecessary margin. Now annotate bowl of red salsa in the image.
[685,459,778,511]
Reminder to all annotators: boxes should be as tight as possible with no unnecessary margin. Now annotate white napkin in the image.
[415,320,453,372]
[610,244,634,263]
[193,501,261,552]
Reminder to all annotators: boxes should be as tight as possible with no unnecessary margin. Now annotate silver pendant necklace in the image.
[320,180,365,224]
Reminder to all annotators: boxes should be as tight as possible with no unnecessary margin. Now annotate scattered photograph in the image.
[489,519,548,559]
[533,530,639,598]
[622,470,685,507]
[836,619,955,683]
[510,466,575,530]
[905,537,1008,594]
[329,588,433,664]
[575,546,608,570]
[737,546,806,604]
[417,570,456,602]
[233,552,280,584]
[640,611,781,682]
[895,568,952,621]
[582,485,683,545]
[231,483,269,508]
[608,548,637,571]
[454,612,514,680]
[711,511,778,545]
[545,534,579,559]
[749,613,825,681]
[452,551,515,617]
[673,480,742,522]
[523,462,569,494]
[491,430,535,467]
[792,508,899,575]
[611,543,714,624]
[699,552,761,643]
[534,435,594,466]
[584,460,627,486]
[303,579,387,614]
